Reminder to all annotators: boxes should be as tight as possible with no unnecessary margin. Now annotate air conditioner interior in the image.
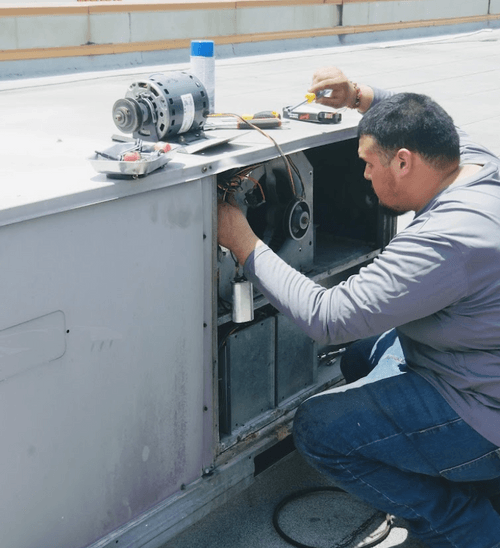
[216,137,390,449]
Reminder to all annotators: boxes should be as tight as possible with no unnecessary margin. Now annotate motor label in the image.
[179,93,195,133]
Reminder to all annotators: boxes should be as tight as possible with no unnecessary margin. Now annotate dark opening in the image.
[254,435,295,476]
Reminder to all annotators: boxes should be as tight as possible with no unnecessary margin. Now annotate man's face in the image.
[358,135,408,215]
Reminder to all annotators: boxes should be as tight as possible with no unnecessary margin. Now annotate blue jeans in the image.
[293,330,500,548]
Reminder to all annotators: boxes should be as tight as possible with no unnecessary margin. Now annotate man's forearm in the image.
[231,234,264,266]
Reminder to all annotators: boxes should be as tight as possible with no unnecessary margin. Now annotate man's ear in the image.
[392,148,412,176]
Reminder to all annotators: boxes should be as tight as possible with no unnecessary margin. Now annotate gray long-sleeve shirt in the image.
[244,88,500,446]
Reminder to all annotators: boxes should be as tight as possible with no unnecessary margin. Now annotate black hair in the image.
[358,92,460,170]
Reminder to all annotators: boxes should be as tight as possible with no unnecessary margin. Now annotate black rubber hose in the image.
[272,486,394,548]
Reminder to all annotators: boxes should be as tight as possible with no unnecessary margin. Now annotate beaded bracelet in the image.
[351,82,361,109]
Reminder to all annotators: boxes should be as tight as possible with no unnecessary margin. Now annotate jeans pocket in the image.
[440,448,500,483]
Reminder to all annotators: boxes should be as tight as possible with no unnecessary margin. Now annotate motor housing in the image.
[112,71,209,141]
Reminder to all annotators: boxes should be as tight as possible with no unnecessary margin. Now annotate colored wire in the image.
[211,113,304,199]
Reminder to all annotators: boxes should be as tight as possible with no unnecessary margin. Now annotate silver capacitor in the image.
[231,279,254,323]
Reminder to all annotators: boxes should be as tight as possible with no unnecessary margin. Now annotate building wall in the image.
[0,0,499,78]
[343,0,491,26]
[491,0,500,14]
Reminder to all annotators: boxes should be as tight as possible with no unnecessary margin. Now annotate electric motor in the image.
[112,71,209,141]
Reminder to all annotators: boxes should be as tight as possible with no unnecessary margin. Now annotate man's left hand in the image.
[217,200,263,265]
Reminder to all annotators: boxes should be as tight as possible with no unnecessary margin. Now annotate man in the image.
[217,67,500,547]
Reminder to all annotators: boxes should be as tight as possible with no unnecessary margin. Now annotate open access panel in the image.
[215,135,395,463]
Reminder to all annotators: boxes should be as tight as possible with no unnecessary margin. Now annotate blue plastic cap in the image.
[191,40,214,57]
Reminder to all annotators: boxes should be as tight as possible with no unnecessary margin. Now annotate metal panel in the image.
[0,180,210,548]
[219,317,275,434]
[202,174,218,470]
[276,314,317,404]
[0,311,66,381]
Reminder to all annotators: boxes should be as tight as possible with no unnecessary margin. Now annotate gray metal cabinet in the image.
[1,87,393,548]
[0,179,216,548]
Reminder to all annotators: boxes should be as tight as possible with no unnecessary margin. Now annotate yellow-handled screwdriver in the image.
[286,90,329,113]
[205,115,282,130]
[241,111,281,120]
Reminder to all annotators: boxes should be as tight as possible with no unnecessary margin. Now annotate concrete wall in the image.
[343,0,490,26]
[0,0,499,79]
[0,3,341,53]
[491,0,500,14]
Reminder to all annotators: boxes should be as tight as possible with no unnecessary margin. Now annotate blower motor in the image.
[112,71,209,141]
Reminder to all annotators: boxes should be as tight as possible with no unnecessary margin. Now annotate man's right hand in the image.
[309,67,374,113]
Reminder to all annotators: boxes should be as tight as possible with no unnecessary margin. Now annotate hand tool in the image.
[282,108,342,124]
[241,111,281,120]
[205,116,283,130]
[285,90,329,113]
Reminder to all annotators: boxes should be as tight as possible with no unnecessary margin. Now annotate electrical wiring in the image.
[218,326,240,350]
[287,153,307,200]
[217,309,270,350]
[212,113,305,200]
[217,163,266,203]
[244,175,266,203]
